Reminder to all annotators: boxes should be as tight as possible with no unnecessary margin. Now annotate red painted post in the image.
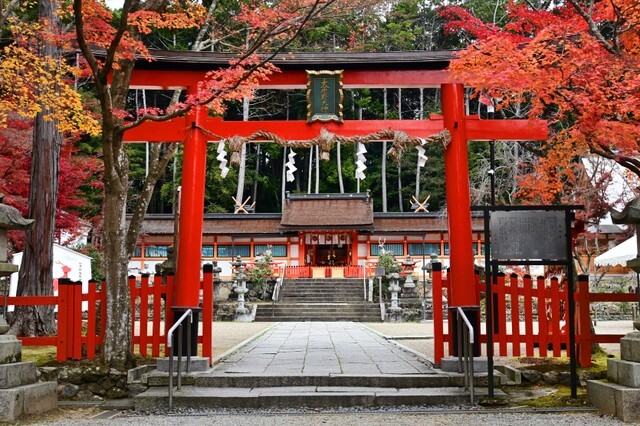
[152,275,162,357]
[497,273,507,356]
[56,278,70,361]
[523,275,534,356]
[164,273,175,357]
[550,277,561,357]
[537,276,548,357]
[175,100,208,310]
[576,275,592,367]
[510,273,521,357]
[87,280,97,359]
[202,264,214,364]
[441,83,476,308]
[128,276,138,351]
[432,263,444,364]
[72,281,83,359]
[139,274,149,357]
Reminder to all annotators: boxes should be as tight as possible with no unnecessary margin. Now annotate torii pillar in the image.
[441,83,480,353]
[173,91,207,354]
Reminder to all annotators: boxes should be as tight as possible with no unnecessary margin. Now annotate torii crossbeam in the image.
[123,51,548,346]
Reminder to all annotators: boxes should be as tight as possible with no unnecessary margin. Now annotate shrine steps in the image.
[255,278,382,322]
[254,302,381,322]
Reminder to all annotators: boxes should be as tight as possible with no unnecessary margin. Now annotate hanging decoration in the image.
[285,149,297,182]
[355,142,367,180]
[416,138,428,168]
[217,140,229,178]
[195,124,450,166]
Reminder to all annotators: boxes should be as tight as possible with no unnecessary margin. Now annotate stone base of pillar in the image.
[588,331,640,422]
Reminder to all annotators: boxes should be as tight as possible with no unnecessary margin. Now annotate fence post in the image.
[72,280,83,360]
[576,275,592,367]
[523,275,534,356]
[497,273,507,356]
[510,273,521,357]
[87,280,97,359]
[537,276,548,357]
[139,274,150,357]
[432,262,444,365]
[164,273,175,357]
[202,264,214,364]
[550,277,562,357]
[57,278,71,362]
[128,276,138,353]
[152,274,162,357]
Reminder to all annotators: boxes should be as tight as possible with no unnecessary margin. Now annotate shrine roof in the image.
[136,210,488,237]
[280,193,374,230]
[124,49,455,71]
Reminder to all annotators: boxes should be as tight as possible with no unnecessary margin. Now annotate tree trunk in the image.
[235,97,250,203]
[97,60,137,368]
[253,144,261,203]
[397,163,404,212]
[382,89,388,212]
[10,0,60,337]
[315,145,319,194]
[337,142,344,193]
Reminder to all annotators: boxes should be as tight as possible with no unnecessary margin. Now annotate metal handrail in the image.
[167,309,193,411]
[456,307,475,405]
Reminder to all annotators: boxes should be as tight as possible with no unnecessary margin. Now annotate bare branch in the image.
[567,0,618,55]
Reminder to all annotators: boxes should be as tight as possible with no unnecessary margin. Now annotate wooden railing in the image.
[284,265,365,279]
[432,264,638,367]
[1,267,216,365]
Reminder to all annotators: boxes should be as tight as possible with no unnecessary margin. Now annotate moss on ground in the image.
[515,386,591,408]
[21,346,58,366]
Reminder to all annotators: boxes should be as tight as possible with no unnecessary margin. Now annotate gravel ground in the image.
[18,406,625,425]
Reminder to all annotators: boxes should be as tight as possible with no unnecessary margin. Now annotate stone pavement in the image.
[213,322,435,376]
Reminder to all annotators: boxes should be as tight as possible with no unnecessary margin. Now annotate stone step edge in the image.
[135,386,504,410]
[145,371,500,388]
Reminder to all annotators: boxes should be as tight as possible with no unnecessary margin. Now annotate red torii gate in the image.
[123,51,548,337]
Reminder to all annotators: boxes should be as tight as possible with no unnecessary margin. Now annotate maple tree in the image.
[72,0,372,368]
[0,0,101,336]
[0,118,102,251]
[441,0,640,204]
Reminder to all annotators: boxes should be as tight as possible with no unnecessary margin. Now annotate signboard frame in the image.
[306,70,344,123]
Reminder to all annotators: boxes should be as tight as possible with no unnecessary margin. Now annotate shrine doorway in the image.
[313,245,349,267]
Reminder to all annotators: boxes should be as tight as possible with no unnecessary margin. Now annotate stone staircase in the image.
[138,367,498,410]
[0,335,57,422]
[254,278,381,322]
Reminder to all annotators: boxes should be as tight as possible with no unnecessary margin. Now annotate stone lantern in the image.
[387,269,402,322]
[231,256,252,322]
[0,195,34,334]
[211,260,222,300]
[400,254,418,299]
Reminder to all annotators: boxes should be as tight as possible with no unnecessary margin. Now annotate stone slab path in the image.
[212,322,435,376]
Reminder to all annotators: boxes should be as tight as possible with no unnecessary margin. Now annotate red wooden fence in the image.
[1,267,215,365]
[432,266,637,367]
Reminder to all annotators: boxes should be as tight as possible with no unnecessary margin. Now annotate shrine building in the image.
[131,192,487,278]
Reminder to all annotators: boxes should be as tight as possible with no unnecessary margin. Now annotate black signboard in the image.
[490,210,566,260]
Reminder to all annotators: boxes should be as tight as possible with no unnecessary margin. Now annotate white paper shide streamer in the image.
[217,141,229,178]
[355,143,367,180]
[416,143,428,168]
[285,149,297,182]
